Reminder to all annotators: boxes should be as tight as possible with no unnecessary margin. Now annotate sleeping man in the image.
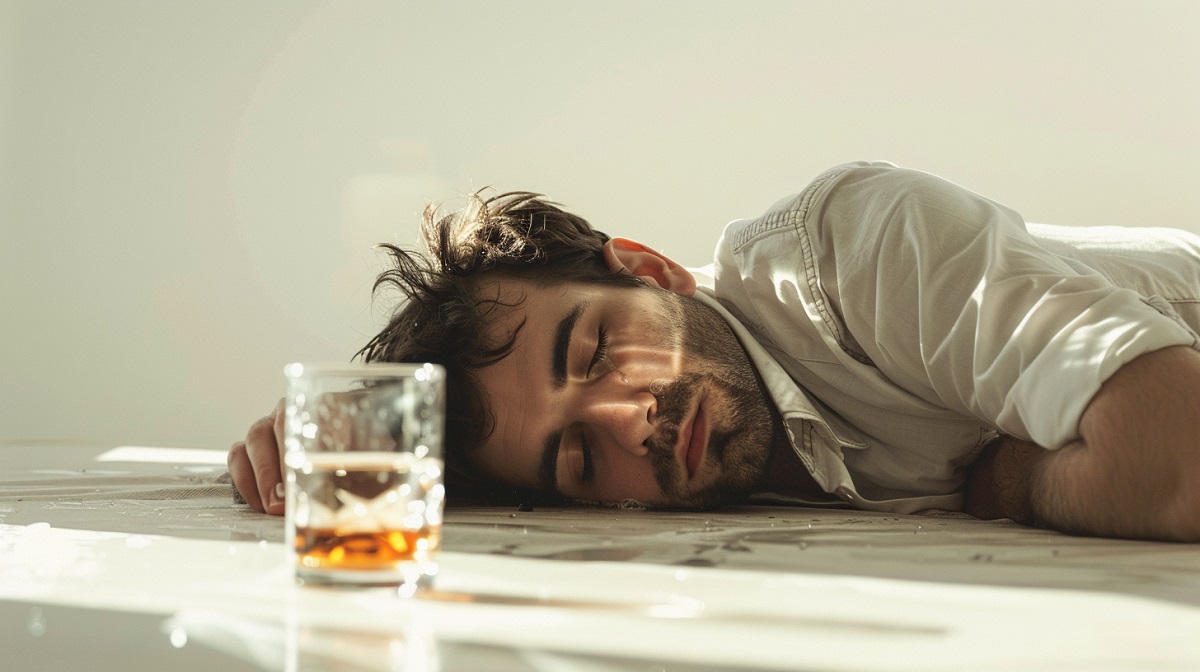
[229,161,1200,542]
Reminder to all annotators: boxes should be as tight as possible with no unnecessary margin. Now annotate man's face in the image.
[469,276,778,508]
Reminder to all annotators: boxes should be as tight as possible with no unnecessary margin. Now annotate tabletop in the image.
[3,441,1200,671]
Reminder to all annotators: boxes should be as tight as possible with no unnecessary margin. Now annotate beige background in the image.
[2,1,1198,450]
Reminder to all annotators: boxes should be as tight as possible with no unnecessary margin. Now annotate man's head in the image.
[358,191,780,507]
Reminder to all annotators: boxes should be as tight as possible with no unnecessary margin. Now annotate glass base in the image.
[295,562,437,590]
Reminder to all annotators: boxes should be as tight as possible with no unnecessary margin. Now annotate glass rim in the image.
[283,361,445,380]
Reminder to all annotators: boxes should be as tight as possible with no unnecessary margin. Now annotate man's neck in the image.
[760,423,827,500]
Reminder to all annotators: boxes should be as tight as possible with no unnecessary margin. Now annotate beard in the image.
[639,289,778,509]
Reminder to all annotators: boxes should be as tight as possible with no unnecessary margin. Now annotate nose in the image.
[577,387,657,457]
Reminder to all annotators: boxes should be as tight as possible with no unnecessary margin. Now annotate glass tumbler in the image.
[283,362,446,587]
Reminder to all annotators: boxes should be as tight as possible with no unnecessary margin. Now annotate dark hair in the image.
[356,191,643,505]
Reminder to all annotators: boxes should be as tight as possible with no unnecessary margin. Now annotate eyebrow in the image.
[540,300,588,493]
[551,301,587,389]
[538,428,564,493]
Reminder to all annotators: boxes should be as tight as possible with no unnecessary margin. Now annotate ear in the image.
[602,238,696,297]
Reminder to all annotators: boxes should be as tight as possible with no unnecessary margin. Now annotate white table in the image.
[4,442,1200,671]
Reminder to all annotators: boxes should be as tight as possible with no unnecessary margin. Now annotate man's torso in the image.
[695,161,1200,513]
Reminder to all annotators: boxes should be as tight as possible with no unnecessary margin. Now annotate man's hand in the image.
[228,398,286,516]
[963,435,1044,525]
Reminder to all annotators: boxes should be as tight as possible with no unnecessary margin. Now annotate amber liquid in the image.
[295,526,441,571]
[288,452,445,583]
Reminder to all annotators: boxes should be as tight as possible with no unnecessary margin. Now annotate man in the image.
[229,161,1200,542]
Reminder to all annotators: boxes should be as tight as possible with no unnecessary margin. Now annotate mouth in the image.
[678,395,708,481]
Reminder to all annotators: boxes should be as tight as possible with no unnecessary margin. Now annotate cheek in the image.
[610,323,682,377]
[613,347,679,381]
[596,455,663,502]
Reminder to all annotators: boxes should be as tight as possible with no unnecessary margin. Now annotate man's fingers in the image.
[228,440,265,513]
[227,397,290,517]
[247,406,286,516]
[274,396,286,490]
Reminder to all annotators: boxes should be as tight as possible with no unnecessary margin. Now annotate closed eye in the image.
[585,326,609,377]
[580,433,595,483]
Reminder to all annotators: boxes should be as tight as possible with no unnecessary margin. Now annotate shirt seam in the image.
[792,168,874,366]
[727,168,873,365]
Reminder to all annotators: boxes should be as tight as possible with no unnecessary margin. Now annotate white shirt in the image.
[693,162,1200,513]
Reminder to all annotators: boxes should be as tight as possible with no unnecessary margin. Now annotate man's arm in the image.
[966,346,1200,541]
[1034,345,1200,540]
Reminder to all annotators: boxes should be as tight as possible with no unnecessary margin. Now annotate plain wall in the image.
[2,1,1198,450]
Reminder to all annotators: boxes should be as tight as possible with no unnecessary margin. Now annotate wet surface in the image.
[442,506,1200,606]
[3,442,1200,607]
[4,442,1200,671]
[2,597,768,672]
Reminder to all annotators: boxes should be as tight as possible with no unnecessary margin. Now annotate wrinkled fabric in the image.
[693,161,1200,513]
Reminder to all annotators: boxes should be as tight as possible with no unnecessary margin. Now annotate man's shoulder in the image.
[720,160,903,252]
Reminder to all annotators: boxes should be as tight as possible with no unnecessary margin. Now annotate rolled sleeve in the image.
[1008,292,1195,446]
[815,165,1198,448]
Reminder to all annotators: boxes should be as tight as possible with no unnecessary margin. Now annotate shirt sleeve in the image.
[811,164,1197,448]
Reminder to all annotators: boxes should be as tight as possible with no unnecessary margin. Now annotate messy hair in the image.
[356,191,643,506]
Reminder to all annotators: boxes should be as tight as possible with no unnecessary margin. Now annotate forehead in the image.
[473,276,587,351]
